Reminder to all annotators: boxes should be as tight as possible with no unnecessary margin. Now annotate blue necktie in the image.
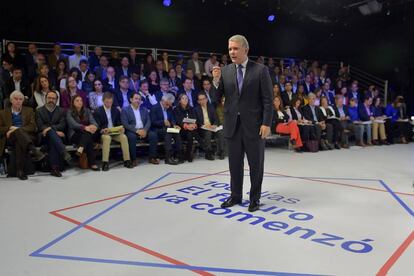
[237,64,244,94]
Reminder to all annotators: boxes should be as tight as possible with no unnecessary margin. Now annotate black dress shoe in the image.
[17,170,28,180]
[221,197,242,208]
[165,157,179,165]
[90,165,100,171]
[334,143,341,150]
[50,168,62,177]
[102,162,109,171]
[124,160,133,168]
[248,201,260,212]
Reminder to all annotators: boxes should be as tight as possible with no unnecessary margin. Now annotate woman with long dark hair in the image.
[66,95,99,170]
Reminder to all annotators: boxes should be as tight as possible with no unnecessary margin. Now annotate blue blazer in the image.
[358,104,374,122]
[94,106,122,129]
[150,102,176,130]
[121,105,151,133]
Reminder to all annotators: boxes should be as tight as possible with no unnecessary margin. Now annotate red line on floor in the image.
[50,211,214,276]
[377,230,414,276]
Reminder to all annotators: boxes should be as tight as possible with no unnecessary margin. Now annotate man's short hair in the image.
[162,93,175,103]
[103,92,113,101]
[119,75,129,82]
[10,90,24,100]
[160,78,169,85]
[228,34,249,49]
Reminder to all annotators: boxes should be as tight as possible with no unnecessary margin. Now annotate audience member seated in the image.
[280,81,296,108]
[66,95,99,171]
[60,76,88,111]
[0,91,44,180]
[102,66,117,91]
[371,97,388,145]
[347,98,366,147]
[36,90,70,177]
[116,56,132,79]
[202,78,218,107]
[48,42,68,70]
[319,96,343,149]
[32,76,60,109]
[286,98,314,149]
[302,93,333,150]
[271,96,303,152]
[138,80,158,110]
[3,67,31,105]
[68,44,87,69]
[81,71,96,94]
[88,79,105,111]
[357,96,374,146]
[195,92,225,160]
[121,92,151,167]
[113,76,133,110]
[173,93,199,162]
[94,92,133,171]
[94,55,109,80]
[332,94,354,148]
[149,94,182,165]
[59,67,82,94]
[180,78,198,108]
[187,51,205,81]
[148,70,160,94]
[168,68,183,95]
[155,78,175,103]
[385,96,411,144]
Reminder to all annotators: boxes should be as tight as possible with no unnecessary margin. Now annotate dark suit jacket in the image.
[113,89,133,108]
[215,60,273,139]
[121,105,151,134]
[281,91,297,107]
[116,66,132,79]
[36,105,66,133]
[333,105,350,118]
[94,106,122,129]
[3,77,31,99]
[358,104,374,122]
[149,102,176,130]
[173,105,197,127]
[0,107,36,156]
[302,105,325,123]
[194,104,218,127]
[302,82,315,94]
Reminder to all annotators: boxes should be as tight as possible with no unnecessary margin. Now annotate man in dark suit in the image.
[3,67,31,103]
[201,78,218,108]
[149,93,181,165]
[113,76,133,109]
[36,90,70,177]
[280,81,297,108]
[116,56,132,79]
[214,35,273,212]
[195,92,225,160]
[121,92,151,167]
[179,78,198,108]
[302,74,315,95]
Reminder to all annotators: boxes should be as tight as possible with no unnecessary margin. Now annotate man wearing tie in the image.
[214,35,273,212]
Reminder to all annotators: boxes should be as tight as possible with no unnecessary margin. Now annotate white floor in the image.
[0,144,413,276]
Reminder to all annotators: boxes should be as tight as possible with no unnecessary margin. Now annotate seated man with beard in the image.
[36,90,72,177]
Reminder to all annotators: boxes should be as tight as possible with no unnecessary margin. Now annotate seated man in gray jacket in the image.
[121,92,151,167]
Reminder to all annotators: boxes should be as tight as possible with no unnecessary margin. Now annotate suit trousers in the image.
[226,116,265,203]
[101,133,130,162]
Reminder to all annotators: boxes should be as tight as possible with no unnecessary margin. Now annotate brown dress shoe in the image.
[149,158,160,165]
